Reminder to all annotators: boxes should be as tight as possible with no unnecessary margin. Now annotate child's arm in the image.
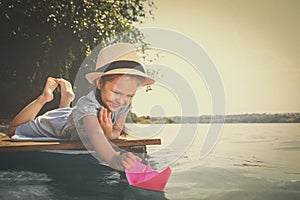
[83,115,137,170]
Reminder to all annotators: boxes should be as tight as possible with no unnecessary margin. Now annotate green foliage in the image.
[127,110,139,123]
[0,0,155,113]
[126,110,153,124]
[165,118,175,124]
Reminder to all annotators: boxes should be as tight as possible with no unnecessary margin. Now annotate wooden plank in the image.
[0,136,161,153]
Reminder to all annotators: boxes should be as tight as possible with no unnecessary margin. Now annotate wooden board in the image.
[0,135,161,153]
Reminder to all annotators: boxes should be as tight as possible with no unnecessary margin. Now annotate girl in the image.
[7,43,155,171]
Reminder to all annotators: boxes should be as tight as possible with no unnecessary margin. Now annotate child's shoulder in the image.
[72,90,101,122]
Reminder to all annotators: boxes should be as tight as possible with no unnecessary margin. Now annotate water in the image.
[1,124,300,200]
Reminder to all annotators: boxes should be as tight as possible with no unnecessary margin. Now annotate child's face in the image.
[97,75,140,112]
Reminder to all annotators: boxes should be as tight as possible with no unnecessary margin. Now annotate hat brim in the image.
[85,68,155,86]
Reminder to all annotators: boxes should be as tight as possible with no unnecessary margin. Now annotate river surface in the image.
[1,123,300,200]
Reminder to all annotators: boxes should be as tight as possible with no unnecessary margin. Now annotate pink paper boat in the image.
[125,162,171,192]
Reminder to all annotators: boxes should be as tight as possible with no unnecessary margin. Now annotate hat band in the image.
[96,61,145,73]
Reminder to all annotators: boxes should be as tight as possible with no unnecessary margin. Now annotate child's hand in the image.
[98,107,113,137]
[118,152,141,171]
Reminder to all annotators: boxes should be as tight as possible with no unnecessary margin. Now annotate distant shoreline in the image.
[1,113,300,126]
[127,113,300,124]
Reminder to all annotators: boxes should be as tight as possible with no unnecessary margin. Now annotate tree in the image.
[0,0,155,114]
[126,110,139,123]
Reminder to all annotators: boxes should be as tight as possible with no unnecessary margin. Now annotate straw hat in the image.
[86,43,155,86]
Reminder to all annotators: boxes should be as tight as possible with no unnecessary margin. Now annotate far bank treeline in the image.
[126,112,300,124]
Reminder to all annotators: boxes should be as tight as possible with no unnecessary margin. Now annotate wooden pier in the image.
[0,134,161,153]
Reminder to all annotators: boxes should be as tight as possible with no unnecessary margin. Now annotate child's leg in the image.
[7,77,58,137]
[56,79,75,108]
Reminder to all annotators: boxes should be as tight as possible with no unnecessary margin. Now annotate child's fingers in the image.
[103,108,107,122]
[127,153,137,165]
[122,152,136,170]
[127,152,136,160]
[100,108,108,122]
[108,111,112,123]
[99,108,112,125]
[122,161,130,170]
[135,156,142,163]
[124,158,135,170]
[99,107,104,122]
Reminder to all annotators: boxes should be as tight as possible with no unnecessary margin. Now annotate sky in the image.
[130,0,300,116]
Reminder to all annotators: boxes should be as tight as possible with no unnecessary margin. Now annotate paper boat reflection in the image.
[125,162,171,192]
